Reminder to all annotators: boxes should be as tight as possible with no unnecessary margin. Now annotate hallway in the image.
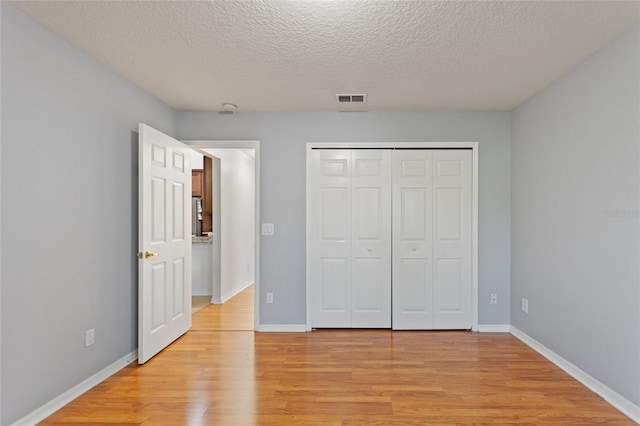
[192,285,254,331]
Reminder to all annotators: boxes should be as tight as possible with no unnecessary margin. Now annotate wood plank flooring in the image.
[41,286,633,425]
[191,285,254,331]
[191,296,211,315]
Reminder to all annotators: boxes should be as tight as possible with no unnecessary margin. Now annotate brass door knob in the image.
[137,251,159,259]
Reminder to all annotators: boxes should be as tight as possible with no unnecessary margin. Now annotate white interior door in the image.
[392,150,434,329]
[392,149,472,330]
[351,150,391,328]
[138,124,192,364]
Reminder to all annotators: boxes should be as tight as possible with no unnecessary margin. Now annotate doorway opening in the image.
[186,140,260,331]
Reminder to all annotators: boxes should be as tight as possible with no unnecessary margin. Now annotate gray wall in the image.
[177,111,512,326]
[511,26,640,404]
[0,4,177,424]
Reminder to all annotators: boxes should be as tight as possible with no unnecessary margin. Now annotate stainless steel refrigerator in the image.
[192,197,202,236]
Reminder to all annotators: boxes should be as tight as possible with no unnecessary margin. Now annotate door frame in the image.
[305,142,479,331]
[184,139,260,332]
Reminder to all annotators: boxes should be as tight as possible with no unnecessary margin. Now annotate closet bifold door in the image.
[351,150,392,328]
[309,149,353,327]
[392,150,434,330]
[392,149,472,330]
[432,150,472,329]
[309,149,392,328]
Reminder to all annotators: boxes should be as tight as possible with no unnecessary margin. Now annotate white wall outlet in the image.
[490,293,497,305]
[266,292,274,304]
[261,223,275,236]
[85,328,95,347]
[521,297,529,313]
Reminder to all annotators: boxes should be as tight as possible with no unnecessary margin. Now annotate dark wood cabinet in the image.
[191,159,213,233]
[192,169,204,197]
[202,156,213,233]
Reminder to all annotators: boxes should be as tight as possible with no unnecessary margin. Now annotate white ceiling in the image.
[11,1,639,112]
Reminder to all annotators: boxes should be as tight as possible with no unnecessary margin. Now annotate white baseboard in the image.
[192,290,213,297]
[257,324,307,332]
[478,324,511,332]
[510,326,640,424]
[12,350,138,426]
[220,281,254,304]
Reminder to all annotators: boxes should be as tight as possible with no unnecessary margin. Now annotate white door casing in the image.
[138,124,192,364]
[183,139,261,332]
[309,149,392,328]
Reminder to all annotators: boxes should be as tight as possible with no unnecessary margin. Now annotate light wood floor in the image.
[191,296,211,315]
[42,286,633,425]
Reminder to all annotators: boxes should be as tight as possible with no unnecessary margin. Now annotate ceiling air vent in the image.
[336,94,367,103]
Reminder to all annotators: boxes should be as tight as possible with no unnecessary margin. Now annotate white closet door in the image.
[310,149,391,328]
[392,149,472,330]
[392,150,434,330]
[311,148,470,330]
[309,150,353,327]
[351,150,392,328]
[433,150,472,329]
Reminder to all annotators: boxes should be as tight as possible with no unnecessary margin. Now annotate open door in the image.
[138,124,192,364]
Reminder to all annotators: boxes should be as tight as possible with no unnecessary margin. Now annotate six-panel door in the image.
[139,124,192,363]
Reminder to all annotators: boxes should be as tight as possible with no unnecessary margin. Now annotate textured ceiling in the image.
[10,1,640,112]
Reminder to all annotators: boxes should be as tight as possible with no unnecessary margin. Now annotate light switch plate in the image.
[261,223,275,236]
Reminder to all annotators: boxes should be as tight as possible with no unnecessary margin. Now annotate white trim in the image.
[510,327,640,424]
[183,140,260,332]
[308,141,478,149]
[11,350,138,426]
[219,281,254,304]
[305,146,313,331]
[471,144,479,331]
[305,142,479,331]
[478,324,511,332]
[257,324,308,332]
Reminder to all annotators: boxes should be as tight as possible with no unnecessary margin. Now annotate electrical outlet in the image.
[521,298,529,313]
[490,293,497,305]
[85,328,95,347]
[266,292,274,304]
